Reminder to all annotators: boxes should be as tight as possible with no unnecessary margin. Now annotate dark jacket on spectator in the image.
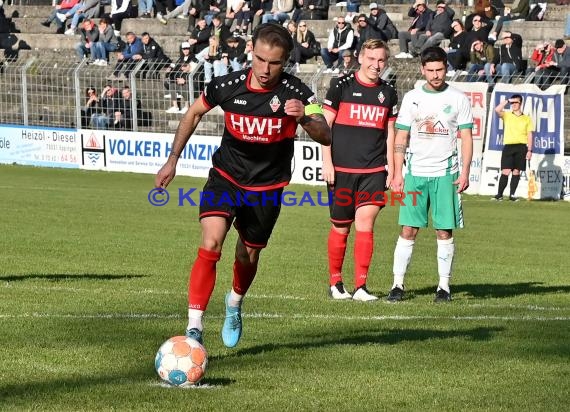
[189,24,210,54]
[407,6,433,32]
[492,33,523,71]
[367,10,398,40]
[79,25,99,45]
[141,37,170,63]
[300,0,329,20]
[426,8,454,38]
[99,25,120,46]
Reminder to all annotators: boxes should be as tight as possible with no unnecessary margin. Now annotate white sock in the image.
[393,236,415,289]
[187,308,204,331]
[437,237,454,292]
[228,289,243,308]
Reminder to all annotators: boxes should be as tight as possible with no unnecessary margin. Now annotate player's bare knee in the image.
[436,229,453,240]
[400,226,418,240]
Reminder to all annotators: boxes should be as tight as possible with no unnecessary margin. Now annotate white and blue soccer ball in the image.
[155,336,208,387]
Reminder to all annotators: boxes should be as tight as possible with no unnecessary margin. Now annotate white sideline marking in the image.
[0,285,306,300]
[0,312,568,322]
[2,284,566,309]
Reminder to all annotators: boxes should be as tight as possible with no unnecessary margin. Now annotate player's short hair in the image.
[510,94,523,103]
[252,23,294,59]
[360,38,390,59]
[420,46,448,67]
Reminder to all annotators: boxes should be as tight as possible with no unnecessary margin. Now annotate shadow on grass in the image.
[412,282,570,299]
[0,273,145,282]
[214,326,505,360]
[0,375,235,401]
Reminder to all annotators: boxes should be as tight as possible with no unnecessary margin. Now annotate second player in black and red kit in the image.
[154,23,331,348]
[322,39,398,302]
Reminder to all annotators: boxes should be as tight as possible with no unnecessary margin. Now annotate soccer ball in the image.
[155,336,208,387]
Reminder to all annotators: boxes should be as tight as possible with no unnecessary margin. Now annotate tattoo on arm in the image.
[395,144,407,154]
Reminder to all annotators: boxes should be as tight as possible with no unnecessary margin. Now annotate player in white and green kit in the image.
[388,46,473,303]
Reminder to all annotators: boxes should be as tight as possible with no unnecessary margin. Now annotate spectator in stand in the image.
[411,0,454,55]
[534,39,570,90]
[81,86,99,127]
[465,13,492,47]
[181,0,210,33]
[446,19,471,74]
[133,32,171,78]
[354,13,374,52]
[252,0,272,35]
[262,0,294,25]
[162,0,192,24]
[238,38,254,68]
[187,17,210,56]
[155,0,176,24]
[110,0,132,35]
[199,35,225,83]
[321,16,354,73]
[91,84,119,129]
[74,18,98,62]
[292,20,320,65]
[113,86,141,130]
[530,41,555,76]
[164,42,197,114]
[107,31,144,81]
[466,39,495,82]
[335,49,359,76]
[367,3,398,42]
[233,0,253,36]
[487,31,523,84]
[91,17,120,66]
[138,0,154,18]
[224,35,247,72]
[204,0,226,27]
[395,0,433,59]
[487,0,531,42]
[63,0,101,36]
[41,0,79,34]
[300,0,329,21]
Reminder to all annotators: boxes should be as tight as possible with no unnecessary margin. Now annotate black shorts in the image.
[199,168,283,248]
[501,144,527,171]
[328,171,388,224]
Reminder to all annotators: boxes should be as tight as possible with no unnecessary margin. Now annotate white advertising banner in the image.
[0,125,81,168]
[479,84,566,200]
[291,141,325,186]
[450,81,488,195]
[79,129,222,177]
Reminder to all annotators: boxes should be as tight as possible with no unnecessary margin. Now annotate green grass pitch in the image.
[0,164,569,411]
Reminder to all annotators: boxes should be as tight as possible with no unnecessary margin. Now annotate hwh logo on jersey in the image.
[226,113,296,143]
[335,103,388,128]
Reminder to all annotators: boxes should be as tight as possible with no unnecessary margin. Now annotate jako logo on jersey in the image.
[226,113,297,143]
[270,96,281,112]
[335,102,388,128]
[352,92,362,97]
[234,99,247,105]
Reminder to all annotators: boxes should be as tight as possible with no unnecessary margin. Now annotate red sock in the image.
[188,248,221,311]
[232,258,258,295]
[354,231,374,288]
[328,227,349,286]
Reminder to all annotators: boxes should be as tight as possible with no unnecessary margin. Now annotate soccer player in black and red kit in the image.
[322,39,398,301]
[154,23,331,348]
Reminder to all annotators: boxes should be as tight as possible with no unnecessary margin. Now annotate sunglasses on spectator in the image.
[337,21,346,24]
[299,24,306,27]
[358,19,366,22]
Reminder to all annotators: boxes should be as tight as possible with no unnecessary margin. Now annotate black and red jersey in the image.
[201,68,317,191]
[323,72,398,173]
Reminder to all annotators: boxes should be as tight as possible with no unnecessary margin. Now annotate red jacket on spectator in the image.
[59,0,80,9]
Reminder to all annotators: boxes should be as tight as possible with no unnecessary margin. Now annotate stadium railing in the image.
[0,55,568,147]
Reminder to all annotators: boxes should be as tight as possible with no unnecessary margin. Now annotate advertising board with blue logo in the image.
[0,125,81,168]
[480,84,566,200]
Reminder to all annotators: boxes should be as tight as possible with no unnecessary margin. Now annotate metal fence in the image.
[0,55,568,144]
